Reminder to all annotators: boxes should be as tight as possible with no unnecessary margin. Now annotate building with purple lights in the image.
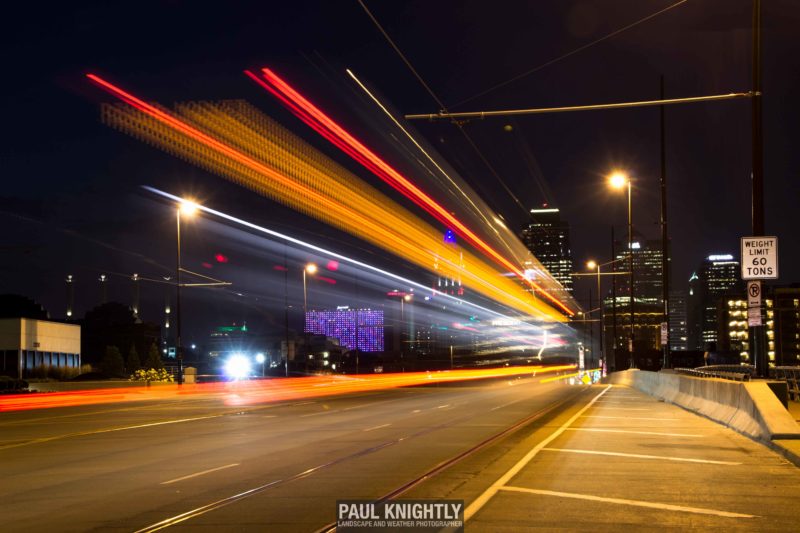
[305,308,384,352]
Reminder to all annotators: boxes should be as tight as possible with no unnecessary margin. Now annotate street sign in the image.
[748,307,762,327]
[660,322,668,346]
[747,280,761,308]
[741,236,778,280]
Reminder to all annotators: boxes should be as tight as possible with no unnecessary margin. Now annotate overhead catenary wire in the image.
[357,0,530,216]
[449,0,691,108]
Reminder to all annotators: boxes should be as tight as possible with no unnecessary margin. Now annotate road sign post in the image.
[741,237,777,377]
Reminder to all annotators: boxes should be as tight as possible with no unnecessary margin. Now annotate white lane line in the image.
[161,463,240,485]
[363,423,391,432]
[542,448,741,465]
[566,428,704,438]
[594,407,651,411]
[582,415,680,421]
[436,404,451,409]
[490,399,523,411]
[300,410,338,418]
[262,415,278,418]
[291,401,316,406]
[464,385,611,521]
[498,486,757,518]
[412,409,421,413]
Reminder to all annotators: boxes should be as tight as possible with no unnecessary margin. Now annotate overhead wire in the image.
[356,0,530,216]
[449,0,690,108]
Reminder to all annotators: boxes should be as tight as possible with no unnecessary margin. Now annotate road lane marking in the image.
[490,399,523,411]
[594,407,651,411]
[436,404,451,409]
[0,414,224,451]
[542,447,740,465]
[498,486,757,518]
[161,463,240,485]
[464,385,611,521]
[300,410,338,417]
[566,428,703,438]
[262,415,277,418]
[363,423,391,432]
[582,415,680,420]
[412,410,421,413]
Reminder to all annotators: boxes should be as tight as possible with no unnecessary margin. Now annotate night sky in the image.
[1,0,798,339]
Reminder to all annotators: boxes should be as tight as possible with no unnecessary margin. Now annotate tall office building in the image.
[612,236,665,305]
[520,206,573,294]
[686,254,741,350]
[668,289,688,351]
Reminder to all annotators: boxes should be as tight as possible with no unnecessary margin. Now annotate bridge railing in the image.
[770,367,800,402]
[673,365,754,382]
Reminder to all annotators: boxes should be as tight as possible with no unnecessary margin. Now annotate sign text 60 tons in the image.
[740,236,778,280]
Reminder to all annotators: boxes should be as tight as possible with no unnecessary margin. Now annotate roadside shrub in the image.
[129,368,174,383]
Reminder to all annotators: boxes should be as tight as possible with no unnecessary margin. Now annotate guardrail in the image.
[771,367,800,402]
[673,365,755,382]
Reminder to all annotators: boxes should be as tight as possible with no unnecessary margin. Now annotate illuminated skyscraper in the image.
[520,206,573,294]
[669,289,688,351]
[686,254,741,350]
[612,236,665,305]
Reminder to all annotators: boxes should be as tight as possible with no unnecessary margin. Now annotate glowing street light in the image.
[176,197,199,384]
[303,262,318,316]
[586,259,604,373]
[608,171,635,369]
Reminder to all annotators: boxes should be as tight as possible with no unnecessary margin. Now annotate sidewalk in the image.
[463,384,800,531]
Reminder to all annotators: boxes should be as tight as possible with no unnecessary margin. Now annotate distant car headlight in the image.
[224,354,252,380]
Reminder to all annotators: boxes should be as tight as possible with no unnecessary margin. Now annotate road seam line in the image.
[565,428,703,438]
[498,486,757,518]
[363,423,391,432]
[541,447,741,465]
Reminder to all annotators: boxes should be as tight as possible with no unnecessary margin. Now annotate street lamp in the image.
[176,199,198,384]
[303,262,318,317]
[586,260,605,374]
[608,171,635,369]
[401,294,412,372]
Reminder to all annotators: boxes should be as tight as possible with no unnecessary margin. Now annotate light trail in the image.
[253,68,574,317]
[89,74,567,320]
[0,365,576,413]
[144,186,575,355]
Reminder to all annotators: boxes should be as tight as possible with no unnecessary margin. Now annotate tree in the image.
[100,346,125,377]
[126,345,141,374]
[144,343,164,370]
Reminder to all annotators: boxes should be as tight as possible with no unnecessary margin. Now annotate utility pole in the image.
[750,0,768,377]
[611,227,617,372]
[660,76,670,369]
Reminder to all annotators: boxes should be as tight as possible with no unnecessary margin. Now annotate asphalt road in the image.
[0,376,580,532]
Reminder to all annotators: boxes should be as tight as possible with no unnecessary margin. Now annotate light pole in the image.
[303,263,317,317]
[587,260,604,373]
[400,294,412,372]
[176,199,198,385]
[609,171,635,369]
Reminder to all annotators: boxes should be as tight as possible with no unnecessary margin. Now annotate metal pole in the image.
[611,227,617,371]
[597,263,604,373]
[303,269,308,317]
[628,180,635,369]
[589,287,594,369]
[404,92,754,121]
[176,210,183,385]
[284,248,289,378]
[450,344,454,370]
[660,75,670,369]
[751,0,768,378]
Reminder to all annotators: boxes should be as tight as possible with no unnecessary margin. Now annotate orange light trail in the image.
[89,74,568,320]
[0,365,576,413]
[255,68,574,317]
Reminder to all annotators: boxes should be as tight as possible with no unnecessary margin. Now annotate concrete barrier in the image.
[27,380,175,392]
[606,370,800,442]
